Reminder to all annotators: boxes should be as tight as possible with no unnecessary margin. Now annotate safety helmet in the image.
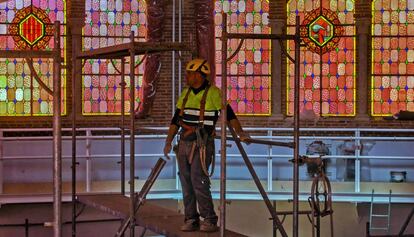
[185,58,210,75]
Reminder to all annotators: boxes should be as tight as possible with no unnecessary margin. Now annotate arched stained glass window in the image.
[215,0,271,115]
[83,0,146,115]
[371,0,414,116]
[287,0,355,116]
[0,0,66,116]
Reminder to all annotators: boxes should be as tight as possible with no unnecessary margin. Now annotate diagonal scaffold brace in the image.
[114,157,167,237]
[227,124,288,237]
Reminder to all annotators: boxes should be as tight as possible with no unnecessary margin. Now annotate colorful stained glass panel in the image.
[0,1,66,116]
[287,0,355,116]
[83,0,146,115]
[371,0,414,115]
[215,0,271,115]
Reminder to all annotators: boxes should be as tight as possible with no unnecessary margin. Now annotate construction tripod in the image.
[304,156,334,237]
[115,157,167,237]
[275,156,334,237]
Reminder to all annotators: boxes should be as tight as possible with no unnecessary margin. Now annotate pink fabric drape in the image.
[194,0,216,83]
[136,0,166,118]
[137,0,216,117]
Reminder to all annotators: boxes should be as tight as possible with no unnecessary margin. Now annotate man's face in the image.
[186,71,202,87]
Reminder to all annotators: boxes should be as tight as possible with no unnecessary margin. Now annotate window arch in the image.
[371,0,414,115]
[82,0,146,115]
[0,1,66,116]
[287,0,356,116]
[215,0,271,115]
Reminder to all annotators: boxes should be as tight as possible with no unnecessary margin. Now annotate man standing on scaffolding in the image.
[163,58,249,232]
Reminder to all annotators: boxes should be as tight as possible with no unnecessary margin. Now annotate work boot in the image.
[200,221,219,232]
[180,219,199,232]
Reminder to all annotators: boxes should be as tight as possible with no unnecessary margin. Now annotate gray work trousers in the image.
[177,138,218,224]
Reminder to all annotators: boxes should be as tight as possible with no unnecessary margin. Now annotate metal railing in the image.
[1,127,414,203]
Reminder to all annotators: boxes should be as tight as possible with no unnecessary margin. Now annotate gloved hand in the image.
[238,131,251,143]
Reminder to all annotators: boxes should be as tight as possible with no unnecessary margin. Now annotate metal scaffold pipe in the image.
[293,14,301,237]
[121,58,126,195]
[71,22,77,237]
[129,31,136,237]
[53,20,62,237]
[220,13,228,237]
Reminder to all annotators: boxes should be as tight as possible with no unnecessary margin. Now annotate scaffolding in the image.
[0,21,63,236]
[72,32,193,237]
[219,13,302,237]
[0,12,310,237]
[4,4,414,237]
[69,12,308,237]
[0,8,310,237]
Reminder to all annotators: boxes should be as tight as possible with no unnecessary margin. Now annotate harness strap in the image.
[199,137,215,177]
[179,88,192,117]
[180,122,197,138]
[199,85,210,126]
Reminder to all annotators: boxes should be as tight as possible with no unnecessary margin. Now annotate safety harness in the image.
[179,85,215,177]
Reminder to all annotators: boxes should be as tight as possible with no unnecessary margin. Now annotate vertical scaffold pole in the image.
[53,20,62,237]
[129,31,136,237]
[121,58,126,195]
[292,15,301,237]
[220,13,228,237]
[71,21,77,237]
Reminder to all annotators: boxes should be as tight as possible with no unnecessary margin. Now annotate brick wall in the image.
[0,0,413,129]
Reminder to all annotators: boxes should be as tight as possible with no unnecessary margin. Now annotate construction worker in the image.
[163,58,249,232]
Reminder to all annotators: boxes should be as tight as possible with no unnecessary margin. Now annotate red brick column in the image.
[355,0,372,120]
[269,0,286,119]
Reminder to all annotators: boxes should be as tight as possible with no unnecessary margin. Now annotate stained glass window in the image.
[371,0,414,115]
[287,0,355,116]
[215,0,271,115]
[83,0,146,115]
[0,1,66,116]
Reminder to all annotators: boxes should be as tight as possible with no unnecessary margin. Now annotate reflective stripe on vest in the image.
[181,108,217,126]
[183,109,216,117]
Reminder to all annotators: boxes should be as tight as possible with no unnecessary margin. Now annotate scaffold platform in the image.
[77,194,247,237]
